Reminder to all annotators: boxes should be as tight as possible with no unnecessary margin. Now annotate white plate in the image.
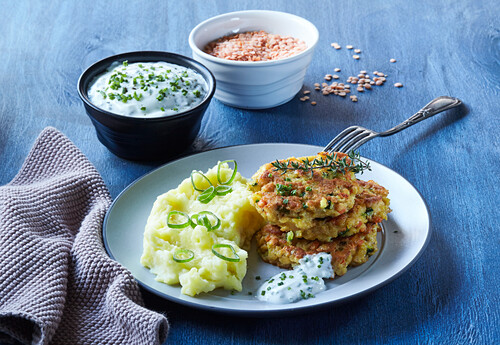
[103,143,431,316]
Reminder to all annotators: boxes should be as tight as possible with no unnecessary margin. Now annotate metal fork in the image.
[323,96,462,154]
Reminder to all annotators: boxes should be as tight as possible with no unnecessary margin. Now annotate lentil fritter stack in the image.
[250,152,391,276]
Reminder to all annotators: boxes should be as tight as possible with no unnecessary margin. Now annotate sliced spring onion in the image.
[286,231,294,243]
[191,170,213,191]
[211,244,240,262]
[217,160,238,185]
[215,185,233,196]
[166,211,191,229]
[197,185,216,203]
[173,249,194,263]
[192,211,221,232]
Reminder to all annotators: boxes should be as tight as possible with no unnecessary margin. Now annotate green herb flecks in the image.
[276,183,293,195]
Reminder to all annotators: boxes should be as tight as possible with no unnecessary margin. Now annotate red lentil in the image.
[204,31,306,62]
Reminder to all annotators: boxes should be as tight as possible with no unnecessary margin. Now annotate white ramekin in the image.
[188,10,319,109]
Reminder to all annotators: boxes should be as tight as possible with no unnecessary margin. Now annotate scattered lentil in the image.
[331,42,341,49]
[305,42,404,105]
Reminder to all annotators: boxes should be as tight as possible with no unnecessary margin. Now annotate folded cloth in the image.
[0,127,168,345]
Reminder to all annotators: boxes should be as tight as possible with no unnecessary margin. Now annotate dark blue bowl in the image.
[77,51,215,161]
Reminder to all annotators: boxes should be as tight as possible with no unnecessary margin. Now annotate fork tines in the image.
[323,126,375,153]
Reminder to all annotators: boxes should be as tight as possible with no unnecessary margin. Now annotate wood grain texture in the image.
[0,0,498,344]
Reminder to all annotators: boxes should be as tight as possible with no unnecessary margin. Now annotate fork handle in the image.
[379,96,462,137]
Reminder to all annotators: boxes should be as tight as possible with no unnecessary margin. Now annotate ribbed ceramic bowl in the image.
[77,51,215,161]
[188,10,319,109]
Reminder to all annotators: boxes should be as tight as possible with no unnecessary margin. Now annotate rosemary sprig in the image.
[271,151,371,177]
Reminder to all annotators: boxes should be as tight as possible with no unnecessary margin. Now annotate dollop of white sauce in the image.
[257,253,334,304]
[87,61,207,118]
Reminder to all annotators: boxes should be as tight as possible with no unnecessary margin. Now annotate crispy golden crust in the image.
[250,152,361,226]
[256,223,380,277]
[273,179,391,242]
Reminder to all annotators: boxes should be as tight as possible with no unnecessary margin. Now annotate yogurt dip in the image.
[257,253,334,304]
[87,61,207,118]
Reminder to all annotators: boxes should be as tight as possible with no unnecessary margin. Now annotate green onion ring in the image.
[199,215,211,230]
[215,185,233,196]
[211,243,240,262]
[191,170,213,192]
[192,211,221,232]
[166,211,191,229]
[217,160,238,185]
[197,185,216,203]
[173,249,194,263]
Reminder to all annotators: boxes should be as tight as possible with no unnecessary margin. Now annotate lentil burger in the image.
[273,179,390,242]
[250,152,390,276]
[249,152,365,238]
[256,223,379,277]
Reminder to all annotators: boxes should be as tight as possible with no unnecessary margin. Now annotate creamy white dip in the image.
[257,253,334,304]
[87,61,207,118]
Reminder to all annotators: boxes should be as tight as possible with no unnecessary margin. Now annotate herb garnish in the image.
[271,151,371,177]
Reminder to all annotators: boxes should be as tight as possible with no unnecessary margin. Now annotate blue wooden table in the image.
[1,1,498,344]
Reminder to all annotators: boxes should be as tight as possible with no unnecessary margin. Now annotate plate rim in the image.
[103,142,432,316]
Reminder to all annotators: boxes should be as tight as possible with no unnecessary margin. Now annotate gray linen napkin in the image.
[0,127,168,345]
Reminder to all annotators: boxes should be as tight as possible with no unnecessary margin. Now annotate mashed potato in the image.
[140,162,264,296]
